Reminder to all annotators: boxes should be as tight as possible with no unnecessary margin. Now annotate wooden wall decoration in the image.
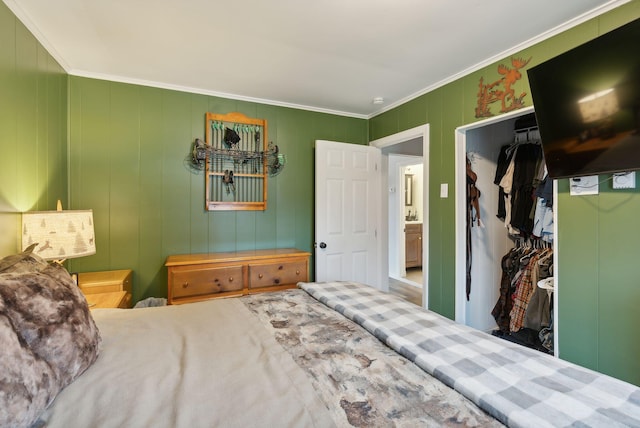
[205,112,268,211]
[475,57,532,118]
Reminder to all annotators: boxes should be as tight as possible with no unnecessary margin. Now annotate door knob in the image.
[319,242,327,249]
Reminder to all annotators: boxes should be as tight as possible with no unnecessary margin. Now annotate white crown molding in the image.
[68,69,369,120]
[4,0,630,120]
[367,0,631,119]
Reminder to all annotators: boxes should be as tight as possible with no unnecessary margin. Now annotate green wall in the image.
[0,2,68,256]
[65,77,368,302]
[370,3,640,386]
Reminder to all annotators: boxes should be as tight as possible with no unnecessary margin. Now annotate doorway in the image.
[454,106,559,354]
[388,157,423,284]
[370,124,430,308]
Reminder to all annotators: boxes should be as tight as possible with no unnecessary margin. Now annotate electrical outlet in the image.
[570,175,599,196]
[612,172,636,189]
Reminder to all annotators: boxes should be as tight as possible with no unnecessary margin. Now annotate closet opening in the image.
[454,106,559,356]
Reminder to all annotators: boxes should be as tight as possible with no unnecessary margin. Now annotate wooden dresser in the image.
[165,248,310,305]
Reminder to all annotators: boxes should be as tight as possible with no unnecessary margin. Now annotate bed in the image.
[1,250,639,428]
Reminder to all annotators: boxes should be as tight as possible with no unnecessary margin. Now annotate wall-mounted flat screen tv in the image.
[528,18,640,179]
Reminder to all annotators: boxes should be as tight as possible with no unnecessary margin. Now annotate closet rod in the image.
[513,125,539,134]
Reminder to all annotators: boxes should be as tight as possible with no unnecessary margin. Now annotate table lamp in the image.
[22,205,95,264]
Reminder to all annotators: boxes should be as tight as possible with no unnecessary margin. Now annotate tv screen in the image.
[528,18,640,179]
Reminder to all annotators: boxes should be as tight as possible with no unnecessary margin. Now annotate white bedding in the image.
[37,299,335,428]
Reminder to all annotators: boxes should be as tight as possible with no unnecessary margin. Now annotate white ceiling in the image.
[4,0,627,118]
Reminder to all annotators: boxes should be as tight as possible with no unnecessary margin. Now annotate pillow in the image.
[0,256,101,428]
[0,244,48,274]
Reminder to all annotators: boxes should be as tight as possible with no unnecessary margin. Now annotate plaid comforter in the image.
[299,281,640,428]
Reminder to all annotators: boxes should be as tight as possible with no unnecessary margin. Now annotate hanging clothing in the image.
[539,301,554,352]
[532,198,554,242]
[523,251,554,330]
[509,143,543,235]
[532,173,554,242]
[466,157,482,301]
[493,145,511,221]
[509,249,542,332]
[491,247,520,332]
[498,151,519,235]
[495,116,546,238]
[492,245,554,337]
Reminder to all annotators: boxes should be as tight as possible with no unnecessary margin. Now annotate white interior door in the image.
[315,140,382,289]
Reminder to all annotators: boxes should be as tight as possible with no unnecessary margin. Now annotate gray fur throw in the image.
[0,250,101,428]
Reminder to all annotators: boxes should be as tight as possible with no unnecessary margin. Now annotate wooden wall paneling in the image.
[555,182,600,370]
[0,7,19,256]
[0,4,17,209]
[72,79,112,272]
[189,94,210,253]
[137,86,165,302]
[46,56,67,211]
[598,187,640,386]
[422,90,444,314]
[369,108,399,141]
[440,80,465,318]
[397,96,427,132]
[254,104,279,250]
[35,45,49,210]
[15,23,38,212]
[205,97,238,253]
[272,111,300,249]
[161,90,193,256]
[293,112,316,252]
[109,83,141,271]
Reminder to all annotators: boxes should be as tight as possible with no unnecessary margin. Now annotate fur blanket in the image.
[0,250,101,428]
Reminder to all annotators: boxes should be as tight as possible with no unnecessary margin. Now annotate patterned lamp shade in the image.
[22,210,96,261]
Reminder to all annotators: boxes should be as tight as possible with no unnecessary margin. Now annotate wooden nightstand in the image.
[84,291,130,309]
[78,269,133,309]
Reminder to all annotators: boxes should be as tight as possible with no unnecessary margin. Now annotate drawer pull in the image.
[296,270,300,275]
[274,278,280,284]
[258,274,263,279]
[182,282,189,288]
[278,265,283,270]
[229,277,234,282]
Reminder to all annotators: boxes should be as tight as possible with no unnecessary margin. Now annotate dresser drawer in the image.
[79,269,132,294]
[248,260,307,289]
[170,265,244,299]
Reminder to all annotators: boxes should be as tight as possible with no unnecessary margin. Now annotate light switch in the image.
[440,183,448,198]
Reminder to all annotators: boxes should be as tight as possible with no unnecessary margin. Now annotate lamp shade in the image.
[22,210,96,260]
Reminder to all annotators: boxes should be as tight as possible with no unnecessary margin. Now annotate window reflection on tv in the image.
[528,18,640,179]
